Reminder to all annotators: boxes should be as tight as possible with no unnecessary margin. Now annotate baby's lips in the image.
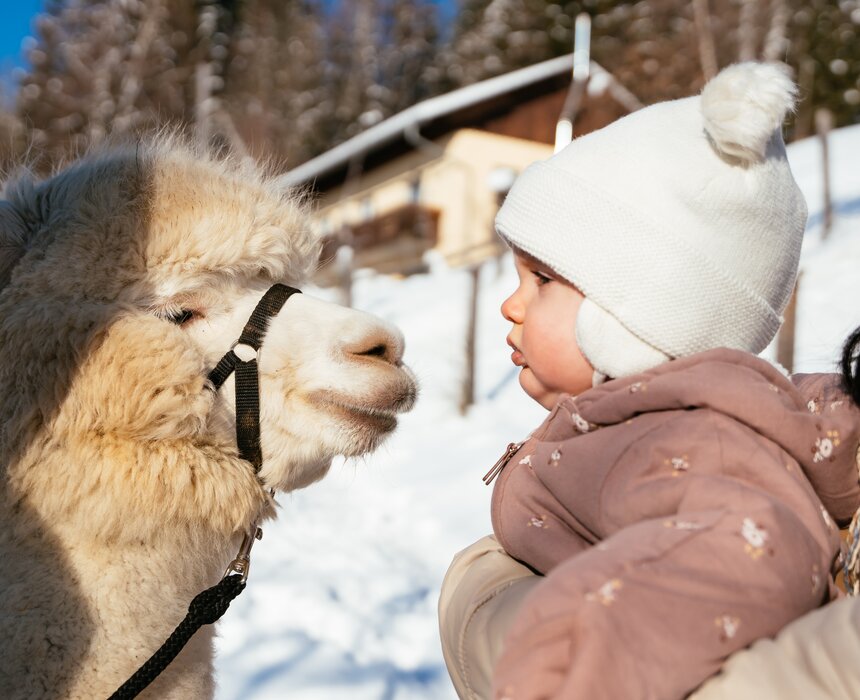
[506,337,525,366]
[508,345,526,367]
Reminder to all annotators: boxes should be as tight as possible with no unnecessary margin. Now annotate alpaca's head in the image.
[0,136,417,523]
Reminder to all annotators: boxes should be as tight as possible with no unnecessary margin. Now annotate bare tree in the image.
[17,0,199,171]
[737,0,759,62]
[692,0,719,80]
[762,0,789,62]
[220,0,327,167]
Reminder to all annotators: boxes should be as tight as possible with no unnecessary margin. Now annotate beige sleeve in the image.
[438,535,540,700]
[691,595,860,700]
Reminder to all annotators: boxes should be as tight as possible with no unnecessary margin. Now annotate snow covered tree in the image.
[440,0,860,132]
[17,0,200,170]
[441,0,558,87]
[318,0,441,149]
[322,0,385,145]
[782,0,860,135]
[378,0,442,115]
[440,0,700,105]
[219,0,328,166]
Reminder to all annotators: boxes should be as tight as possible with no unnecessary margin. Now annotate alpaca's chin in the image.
[260,454,334,493]
[257,406,400,493]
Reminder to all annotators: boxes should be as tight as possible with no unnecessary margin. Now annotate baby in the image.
[439,62,860,699]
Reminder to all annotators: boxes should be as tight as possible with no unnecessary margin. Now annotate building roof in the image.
[279,54,640,191]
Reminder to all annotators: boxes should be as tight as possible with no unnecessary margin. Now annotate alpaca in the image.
[0,137,418,699]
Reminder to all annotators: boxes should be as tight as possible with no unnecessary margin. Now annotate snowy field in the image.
[214,125,860,699]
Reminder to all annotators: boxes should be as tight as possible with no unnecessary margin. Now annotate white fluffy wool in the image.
[701,62,798,165]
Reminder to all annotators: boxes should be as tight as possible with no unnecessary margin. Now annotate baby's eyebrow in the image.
[529,260,555,276]
[515,249,547,270]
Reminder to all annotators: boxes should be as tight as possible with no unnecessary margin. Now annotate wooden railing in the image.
[318,203,441,277]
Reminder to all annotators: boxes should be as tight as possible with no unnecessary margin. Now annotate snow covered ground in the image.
[214,125,860,699]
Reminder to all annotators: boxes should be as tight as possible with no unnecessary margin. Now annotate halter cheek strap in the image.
[208,283,301,473]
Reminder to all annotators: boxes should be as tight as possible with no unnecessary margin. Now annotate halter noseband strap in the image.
[208,283,301,473]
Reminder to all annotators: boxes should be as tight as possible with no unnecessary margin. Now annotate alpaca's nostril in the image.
[361,344,388,359]
[350,340,395,364]
[344,332,403,365]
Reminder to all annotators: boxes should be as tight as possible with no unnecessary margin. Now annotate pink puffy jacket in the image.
[442,349,860,700]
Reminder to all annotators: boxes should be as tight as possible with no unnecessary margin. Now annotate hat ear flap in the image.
[575,298,671,382]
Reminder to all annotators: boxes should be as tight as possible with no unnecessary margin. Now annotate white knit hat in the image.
[495,62,808,381]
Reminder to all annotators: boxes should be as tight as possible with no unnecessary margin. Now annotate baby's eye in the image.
[532,270,552,286]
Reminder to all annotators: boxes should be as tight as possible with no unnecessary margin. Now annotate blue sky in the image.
[0,1,43,70]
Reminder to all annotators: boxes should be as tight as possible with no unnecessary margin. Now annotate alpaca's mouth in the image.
[308,391,400,433]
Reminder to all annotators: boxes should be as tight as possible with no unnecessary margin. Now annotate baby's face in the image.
[502,252,594,409]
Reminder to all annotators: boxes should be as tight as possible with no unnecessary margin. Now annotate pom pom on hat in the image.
[701,62,798,165]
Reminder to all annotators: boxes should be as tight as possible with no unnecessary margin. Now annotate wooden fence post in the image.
[335,242,354,308]
[692,0,719,81]
[815,108,834,239]
[460,264,480,415]
[777,274,801,374]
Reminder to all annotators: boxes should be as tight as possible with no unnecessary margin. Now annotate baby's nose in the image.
[501,292,522,324]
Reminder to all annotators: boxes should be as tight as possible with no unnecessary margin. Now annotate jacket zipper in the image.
[483,441,524,485]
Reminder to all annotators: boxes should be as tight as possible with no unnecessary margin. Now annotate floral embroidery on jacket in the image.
[741,518,772,559]
[586,579,623,606]
[571,412,590,433]
[665,455,690,477]
[807,399,819,414]
[549,447,562,467]
[528,515,547,529]
[519,454,532,467]
[811,564,821,594]
[629,381,646,393]
[813,430,841,463]
[715,614,741,641]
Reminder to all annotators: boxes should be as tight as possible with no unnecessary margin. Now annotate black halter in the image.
[208,283,301,473]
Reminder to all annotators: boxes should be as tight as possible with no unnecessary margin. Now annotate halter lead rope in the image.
[108,283,301,700]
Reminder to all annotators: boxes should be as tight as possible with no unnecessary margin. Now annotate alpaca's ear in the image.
[0,200,31,290]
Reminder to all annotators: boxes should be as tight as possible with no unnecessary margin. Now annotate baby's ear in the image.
[0,198,33,290]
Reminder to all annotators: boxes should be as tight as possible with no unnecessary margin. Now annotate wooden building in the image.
[279,54,641,280]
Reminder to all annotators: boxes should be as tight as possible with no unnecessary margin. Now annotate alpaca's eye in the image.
[167,309,195,325]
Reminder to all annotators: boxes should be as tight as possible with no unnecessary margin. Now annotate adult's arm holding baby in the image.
[441,526,860,700]
[439,535,540,699]
[689,595,860,700]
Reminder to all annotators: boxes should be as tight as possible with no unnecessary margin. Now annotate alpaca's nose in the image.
[343,327,404,366]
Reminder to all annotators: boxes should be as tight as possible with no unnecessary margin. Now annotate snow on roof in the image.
[279,54,633,188]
